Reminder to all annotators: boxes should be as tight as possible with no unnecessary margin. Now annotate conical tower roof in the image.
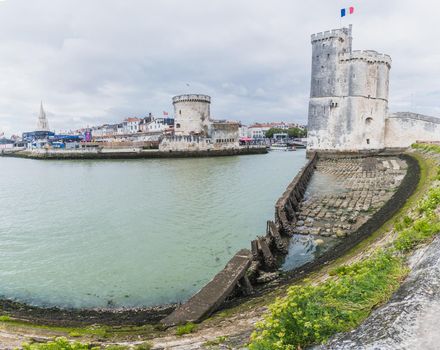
[36,101,49,131]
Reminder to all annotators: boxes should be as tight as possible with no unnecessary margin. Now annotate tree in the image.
[265,128,285,139]
[287,127,307,138]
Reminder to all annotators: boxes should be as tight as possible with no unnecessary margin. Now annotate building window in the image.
[176,123,181,128]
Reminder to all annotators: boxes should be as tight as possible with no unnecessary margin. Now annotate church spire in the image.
[36,101,49,131]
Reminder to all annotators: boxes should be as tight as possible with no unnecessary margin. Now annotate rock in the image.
[336,229,346,238]
[294,226,309,235]
[297,220,305,226]
[348,216,357,224]
[321,231,332,237]
[310,227,321,235]
[256,272,280,284]
[314,239,325,246]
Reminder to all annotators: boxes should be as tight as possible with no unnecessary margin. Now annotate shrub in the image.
[176,322,197,336]
[0,315,11,322]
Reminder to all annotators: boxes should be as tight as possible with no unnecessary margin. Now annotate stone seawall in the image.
[1,147,267,160]
[275,152,318,236]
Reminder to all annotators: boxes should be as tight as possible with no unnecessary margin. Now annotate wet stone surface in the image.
[293,157,407,240]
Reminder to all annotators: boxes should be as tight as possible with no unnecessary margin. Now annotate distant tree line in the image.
[265,127,307,139]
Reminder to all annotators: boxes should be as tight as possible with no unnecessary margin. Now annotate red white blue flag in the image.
[341,6,354,17]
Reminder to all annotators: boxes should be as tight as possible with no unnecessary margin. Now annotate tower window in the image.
[365,117,373,125]
[366,139,370,145]
[179,110,181,115]
[176,123,181,128]
[327,54,330,59]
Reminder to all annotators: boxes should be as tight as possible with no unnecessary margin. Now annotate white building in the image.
[140,117,173,133]
[239,125,249,138]
[124,118,141,134]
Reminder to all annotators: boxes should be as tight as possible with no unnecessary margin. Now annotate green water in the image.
[0,151,307,309]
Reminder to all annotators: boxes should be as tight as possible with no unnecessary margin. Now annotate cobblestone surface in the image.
[293,157,407,240]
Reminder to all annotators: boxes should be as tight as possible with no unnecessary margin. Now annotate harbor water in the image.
[0,151,307,309]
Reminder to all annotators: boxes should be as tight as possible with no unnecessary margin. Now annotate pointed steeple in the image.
[36,101,49,131]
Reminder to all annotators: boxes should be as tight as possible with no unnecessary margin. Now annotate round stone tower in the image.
[172,94,211,136]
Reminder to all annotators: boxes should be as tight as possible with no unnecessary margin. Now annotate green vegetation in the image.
[394,187,440,252]
[250,252,407,349]
[250,144,440,349]
[175,322,197,336]
[265,127,307,139]
[203,335,229,347]
[0,315,11,322]
[20,338,152,350]
[21,337,95,350]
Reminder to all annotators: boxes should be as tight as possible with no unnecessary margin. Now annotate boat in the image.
[269,142,296,151]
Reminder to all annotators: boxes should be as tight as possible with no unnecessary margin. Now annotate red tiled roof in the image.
[125,118,140,122]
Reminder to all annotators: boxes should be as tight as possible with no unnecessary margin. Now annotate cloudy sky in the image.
[0,0,439,135]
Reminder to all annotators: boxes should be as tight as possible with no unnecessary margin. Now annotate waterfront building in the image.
[22,102,54,147]
[159,94,240,152]
[0,138,14,149]
[139,116,174,133]
[123,118,141,134]
[238,124,249,139]
[307,25,440,152]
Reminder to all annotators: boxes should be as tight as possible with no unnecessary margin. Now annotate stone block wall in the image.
[275,152,318,236]
[385,112,440,148]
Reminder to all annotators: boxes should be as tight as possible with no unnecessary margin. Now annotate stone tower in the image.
[173,94,211,136]
[307,26,392,152]
[36,101,49,131]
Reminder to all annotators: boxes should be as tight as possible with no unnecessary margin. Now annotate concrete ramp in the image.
[161,249,252,326]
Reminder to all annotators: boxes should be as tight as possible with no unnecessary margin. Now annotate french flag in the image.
[341,6,354,17]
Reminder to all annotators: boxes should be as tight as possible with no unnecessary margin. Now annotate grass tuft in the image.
[176,322,197,336]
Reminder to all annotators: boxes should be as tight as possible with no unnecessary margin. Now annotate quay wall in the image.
[274,152,318,235]
[1,146,267,160]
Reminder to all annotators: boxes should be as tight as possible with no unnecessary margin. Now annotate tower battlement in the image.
[172,94,211,105]
[340,50,392,67]
[311,27,351,43]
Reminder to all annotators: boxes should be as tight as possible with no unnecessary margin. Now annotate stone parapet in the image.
[340,50,392,66]
[311,27,350,43]
[172,94,211,104]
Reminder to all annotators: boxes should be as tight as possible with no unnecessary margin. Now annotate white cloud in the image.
[0,0,439,135]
